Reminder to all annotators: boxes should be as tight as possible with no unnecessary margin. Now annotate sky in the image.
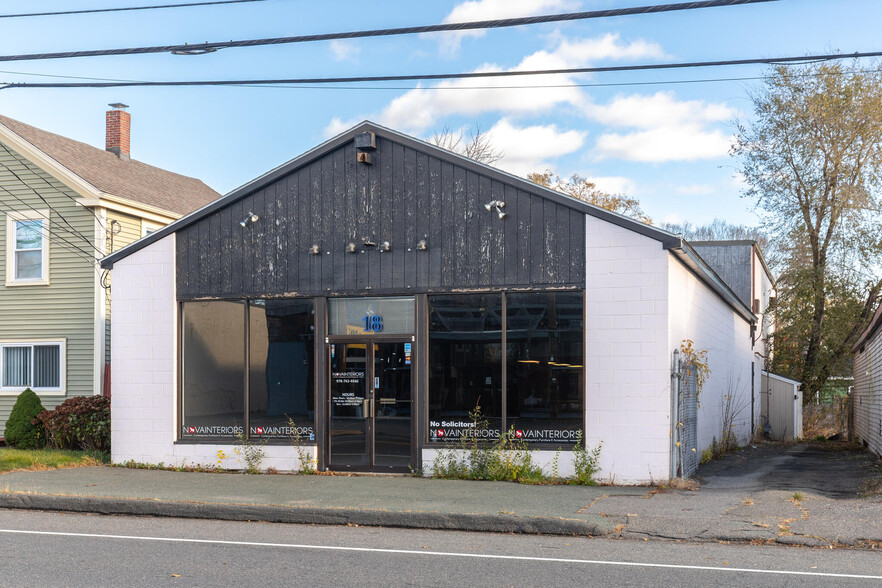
[0,0,880,227]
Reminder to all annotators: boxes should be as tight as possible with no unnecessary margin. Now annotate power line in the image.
[3,50,877,90]
[0,0,266,20]
[0,193,100,269]
[4,64,879,92]
[0,0,776,62]
[0,162,100,252]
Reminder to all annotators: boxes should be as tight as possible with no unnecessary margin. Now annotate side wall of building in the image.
[853,334,882,458]
[668,258,754,453]
[584,215,671,484]
[104,209,146,364]
[111,235,313,469]
[0,141,95,434]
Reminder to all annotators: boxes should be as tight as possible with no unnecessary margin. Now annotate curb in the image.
[0,493,614,537]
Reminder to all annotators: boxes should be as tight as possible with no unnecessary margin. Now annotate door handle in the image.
[362,397,372,418]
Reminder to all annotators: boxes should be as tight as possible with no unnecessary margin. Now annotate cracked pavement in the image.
[580,442,882,547]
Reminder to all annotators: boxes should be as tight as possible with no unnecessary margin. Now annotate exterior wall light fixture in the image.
[484,200,506,219]
[345,242,357,253]
[309,244,321,255]
[240,212,259,227]
[380,241,391,252]
[415,238,428,251]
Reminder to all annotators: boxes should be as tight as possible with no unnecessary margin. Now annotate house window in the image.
[0,341,64,392]
[5,210,50,286]
[142,221,162,237]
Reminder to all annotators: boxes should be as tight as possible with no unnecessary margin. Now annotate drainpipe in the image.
[670,349,680,479]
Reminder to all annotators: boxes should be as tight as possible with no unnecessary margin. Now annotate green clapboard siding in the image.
[104,210,144,363]
[0,141,96,435]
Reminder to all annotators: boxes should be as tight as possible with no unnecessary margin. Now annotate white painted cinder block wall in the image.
[584,216,671,484]
[668,258,754,453]
[110,234,315,471]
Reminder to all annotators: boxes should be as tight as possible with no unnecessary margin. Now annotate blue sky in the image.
[0,0,880,226]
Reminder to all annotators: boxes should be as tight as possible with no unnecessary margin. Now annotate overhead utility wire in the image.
[3,50,877,90]
[0,0,775,62]
[0,0,265,19]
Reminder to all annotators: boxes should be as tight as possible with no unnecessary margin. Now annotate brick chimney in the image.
[106,103,130,161]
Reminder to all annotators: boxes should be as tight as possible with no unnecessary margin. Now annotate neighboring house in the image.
[102,121,769,483]
[852,304,882,458]
[0,106,219,436]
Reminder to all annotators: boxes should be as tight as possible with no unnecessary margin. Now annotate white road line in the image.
[0,528,879,580]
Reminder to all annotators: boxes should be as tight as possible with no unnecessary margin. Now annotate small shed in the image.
[760,371,803,441]
[101,121,762,483]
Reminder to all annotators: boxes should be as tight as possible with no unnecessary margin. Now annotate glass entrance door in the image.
[328,341,412,471]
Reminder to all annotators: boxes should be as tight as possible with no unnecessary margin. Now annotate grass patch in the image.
[0,448,109,473]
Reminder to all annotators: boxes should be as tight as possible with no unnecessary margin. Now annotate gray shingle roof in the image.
[0,114,220,216]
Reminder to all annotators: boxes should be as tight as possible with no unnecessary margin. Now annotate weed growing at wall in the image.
[430,406,602,485]
[288,418,317,474]
[680,339,710,406]
[572,431,602,486]
[234,431,266,474]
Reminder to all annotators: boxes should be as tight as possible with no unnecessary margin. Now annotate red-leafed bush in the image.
[34,396,110,452]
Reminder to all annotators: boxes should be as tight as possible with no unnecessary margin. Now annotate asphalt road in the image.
[0,510,880,587]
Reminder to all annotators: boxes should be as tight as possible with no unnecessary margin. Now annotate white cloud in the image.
[487,118,586,176]
[375,34,664,134]
[594,126,732,162]
[324,116,358,137]
[586,91,734,129]
[437,0,578,54]
[587,175,636,195]
[588,91,736,162]
[329,40,360,62]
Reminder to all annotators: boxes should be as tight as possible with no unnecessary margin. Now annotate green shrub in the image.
[36,396,110,452]
[4,389,45,449]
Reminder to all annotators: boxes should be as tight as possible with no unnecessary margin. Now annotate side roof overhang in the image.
[99,120,754,322]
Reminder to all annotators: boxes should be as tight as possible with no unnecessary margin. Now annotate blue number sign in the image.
[363,314,384,332]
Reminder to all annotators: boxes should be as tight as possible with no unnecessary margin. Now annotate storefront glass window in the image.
[181,301,245,439]
[248,299,315,441]
[328,297,414,335]
[428,294,503,442]
[506,292,584,443]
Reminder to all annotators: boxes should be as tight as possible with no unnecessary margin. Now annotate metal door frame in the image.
[326,336,414,472]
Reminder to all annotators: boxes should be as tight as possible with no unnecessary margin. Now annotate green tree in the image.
[528,170,652,224]
[733,61,882,395]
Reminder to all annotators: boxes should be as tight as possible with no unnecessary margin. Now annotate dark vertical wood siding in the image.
[177,136,585,298]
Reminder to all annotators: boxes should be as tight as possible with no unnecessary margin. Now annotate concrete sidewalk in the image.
[1,443,880,548]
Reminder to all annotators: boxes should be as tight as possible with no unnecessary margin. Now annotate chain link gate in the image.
[673,351,699,479]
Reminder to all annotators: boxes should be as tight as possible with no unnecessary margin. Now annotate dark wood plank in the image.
[403,145,417,290]
[429,157,444,289]
[544,197,558,284]
[391,141,405,289]
[309,162,323,294]
[569,209,585,284]
[530,194,544,284]
[502,183,519,286]
[321,152,335,292]
[175,226,189,297]
[219,204,232,296]
[330,146,345,291]
[415,151,429,289]
[343,142,358,292]
[518,190,532,285]
[284,173,300,294]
